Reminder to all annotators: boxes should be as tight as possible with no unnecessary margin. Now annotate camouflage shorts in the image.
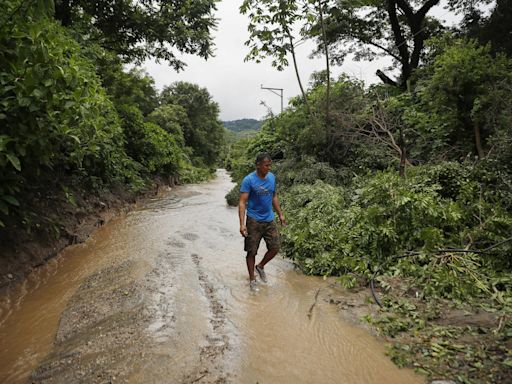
[244,216,281,256]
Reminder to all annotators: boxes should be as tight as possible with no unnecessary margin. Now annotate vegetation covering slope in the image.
[223,119,262,133]
[0,0,225,278]
[228,1,512,383]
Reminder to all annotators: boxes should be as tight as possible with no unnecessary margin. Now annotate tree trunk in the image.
[474,120,484,159]
[386,0,410,89]
[382,0,440,87]
[287,32,310,114]
[318,0,330,122]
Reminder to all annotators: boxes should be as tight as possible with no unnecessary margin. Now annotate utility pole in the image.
[261,85,283,113]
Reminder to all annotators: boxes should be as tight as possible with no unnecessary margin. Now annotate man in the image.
[239,153,286,291]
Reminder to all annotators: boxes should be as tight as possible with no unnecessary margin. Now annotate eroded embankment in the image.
[0,177,180,291]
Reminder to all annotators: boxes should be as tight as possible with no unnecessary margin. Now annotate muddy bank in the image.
[334,275,511,383]
[0,178,174,293]
[30,259,156,383]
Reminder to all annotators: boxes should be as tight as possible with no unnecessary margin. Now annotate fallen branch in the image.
[307,288,322,320]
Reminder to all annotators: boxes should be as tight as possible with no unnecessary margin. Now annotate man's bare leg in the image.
[257,249,278,269]
[246,253,256,280]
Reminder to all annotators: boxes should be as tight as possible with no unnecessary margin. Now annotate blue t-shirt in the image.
[240,171,276,222]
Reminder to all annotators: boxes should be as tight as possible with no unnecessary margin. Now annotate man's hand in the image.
[240,225,248,237]
[278,213,287,226]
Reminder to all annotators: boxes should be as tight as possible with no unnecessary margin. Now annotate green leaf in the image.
[3,195,20,206]
[0,135,12,151]
[18,97,30,107]
[69,135,81,144]
[503,359,512,367]
[32,89,44,98]
[6,153,21,171]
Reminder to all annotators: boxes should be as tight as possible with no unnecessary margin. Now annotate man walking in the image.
[239,153,286,291]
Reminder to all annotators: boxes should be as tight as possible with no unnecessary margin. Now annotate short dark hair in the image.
[255,152,272,164]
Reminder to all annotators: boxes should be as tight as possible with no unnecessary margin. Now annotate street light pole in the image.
[261,85,283,113]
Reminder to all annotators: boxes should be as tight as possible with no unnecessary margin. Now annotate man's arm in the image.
[239,192,249,237]
[272,193,287,226]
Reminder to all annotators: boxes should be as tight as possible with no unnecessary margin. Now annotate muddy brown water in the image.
[0,170,424,383]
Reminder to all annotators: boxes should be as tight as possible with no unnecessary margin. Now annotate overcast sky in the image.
[140,1,464,121]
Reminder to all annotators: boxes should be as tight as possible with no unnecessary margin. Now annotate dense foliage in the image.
[161,82,225,167]
[54,0,218,67]
[229,2,512,380]
[0,0,224,233]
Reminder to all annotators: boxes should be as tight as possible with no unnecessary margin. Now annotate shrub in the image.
[280,166,512,299]
[0,16,134,227]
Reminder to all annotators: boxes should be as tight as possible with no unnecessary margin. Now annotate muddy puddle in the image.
[0,170,424,383]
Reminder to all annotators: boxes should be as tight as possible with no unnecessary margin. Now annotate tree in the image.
[160,82,224,166]
[316,0,332,120]
[97,54,159,116]
[147,105,188,148]
[53,0,218,68]
[416,38,512,160]
[241,0,338,120]
[320,0,452,88]
[356,98,410,177]
[0,9,141,227]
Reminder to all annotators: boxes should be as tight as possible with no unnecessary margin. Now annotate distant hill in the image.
[223,119,262,133]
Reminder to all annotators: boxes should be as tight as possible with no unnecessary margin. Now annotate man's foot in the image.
[255,265,267,283]
[249,279,259,292]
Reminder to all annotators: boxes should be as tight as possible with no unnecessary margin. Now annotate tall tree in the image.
[53,0,218,68]
[320,0,498,87]
[97,54,159,116]
[160,82,224,166]
[320,0,448,88]
[418,38,512,160]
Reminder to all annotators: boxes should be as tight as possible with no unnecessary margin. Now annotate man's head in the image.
[255,153,272,177]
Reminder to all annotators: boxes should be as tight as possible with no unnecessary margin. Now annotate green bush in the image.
[0,15,135,227]
[178,164,215,184]
[273,156,341,188]
[225,182,241,207]
[142,122,182,176]
[280,166,512,299]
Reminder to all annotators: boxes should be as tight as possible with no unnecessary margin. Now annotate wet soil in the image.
[0,181,138,291]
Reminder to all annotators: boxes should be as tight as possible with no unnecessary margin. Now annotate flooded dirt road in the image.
[0,170,423,383]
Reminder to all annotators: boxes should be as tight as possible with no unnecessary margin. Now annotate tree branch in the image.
[417,0,441,19]
[376,70,398,87]
[386,0,410,82]
[387,1,407,61]
[348,34,402,62]
[395,0,414,19]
